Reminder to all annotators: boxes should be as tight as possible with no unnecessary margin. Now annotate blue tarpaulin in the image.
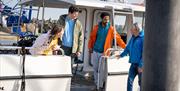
[6,15,29,27]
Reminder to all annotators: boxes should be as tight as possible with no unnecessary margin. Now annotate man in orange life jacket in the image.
[88,12,126,89]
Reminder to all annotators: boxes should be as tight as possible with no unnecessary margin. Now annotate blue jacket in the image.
[120,31,144,68]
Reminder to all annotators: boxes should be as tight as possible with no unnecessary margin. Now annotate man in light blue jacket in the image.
[57,6,83,56]
[116,22,144,91]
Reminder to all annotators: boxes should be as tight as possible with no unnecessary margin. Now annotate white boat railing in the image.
[101,0,126,3]
[0,46,65,55]
[0,52,71,91]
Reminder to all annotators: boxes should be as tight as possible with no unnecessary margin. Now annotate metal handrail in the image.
[97,48,124,89]
[55,47,65,56]
[0,33,19,36]
[97,55,107,89]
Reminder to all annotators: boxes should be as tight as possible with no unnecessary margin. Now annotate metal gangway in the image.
[97,48,139,91]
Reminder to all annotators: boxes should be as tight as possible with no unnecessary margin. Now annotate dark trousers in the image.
[61,45,78,63]
[61,45,78,74]
[61,45,72,56]
[127,63,142,91]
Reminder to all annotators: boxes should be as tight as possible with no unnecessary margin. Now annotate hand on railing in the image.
[53,47,64,56]
[115,54,121,59]
[105,48,123,57]
[108,54,120,59]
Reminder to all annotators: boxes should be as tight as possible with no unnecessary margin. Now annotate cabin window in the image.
[114,15,126,34]
[114,14,127,43]
[134,11,145,30]
[93,10,112,26]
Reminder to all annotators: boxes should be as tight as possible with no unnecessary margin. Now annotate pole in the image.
[28,6,32,22]
[20,46,26,91]
[142,0,180,91]
[41,0,45,33]
[34,7,40,35]
[0,2,2,24]
[112,7,117,49]
[18,5,23,32]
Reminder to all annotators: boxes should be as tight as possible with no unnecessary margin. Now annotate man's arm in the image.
[120,38,131,57]
[138,37,144,68]
[115,31,126,49]
[88,25,98,51]
[115,42,129,58]
[138,56,143,73]
[77,24,84,53]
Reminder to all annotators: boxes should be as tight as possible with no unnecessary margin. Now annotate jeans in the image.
[127,63,142,91]
[92,51,102,85]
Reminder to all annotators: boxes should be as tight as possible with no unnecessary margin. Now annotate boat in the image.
[0,0,145,91]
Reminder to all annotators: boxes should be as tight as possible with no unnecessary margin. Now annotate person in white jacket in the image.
[29,25,63,55]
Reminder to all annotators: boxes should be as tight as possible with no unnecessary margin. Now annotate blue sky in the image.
[2,0,143,20]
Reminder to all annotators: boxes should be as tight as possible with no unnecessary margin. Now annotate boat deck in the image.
[71,73,96,91]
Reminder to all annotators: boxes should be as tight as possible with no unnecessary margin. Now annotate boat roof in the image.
[19,0,145,12]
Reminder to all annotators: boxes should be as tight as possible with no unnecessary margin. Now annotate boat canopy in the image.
[19,0,145,12]
[18,0,75,8]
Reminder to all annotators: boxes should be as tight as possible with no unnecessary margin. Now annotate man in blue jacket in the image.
[116,22,144,91]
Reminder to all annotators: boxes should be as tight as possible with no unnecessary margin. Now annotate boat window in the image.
[134,11,145,29]
[78,9,86,31]
[114,15,127,34]
[93,10,112,26]
[114,14,127,43]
